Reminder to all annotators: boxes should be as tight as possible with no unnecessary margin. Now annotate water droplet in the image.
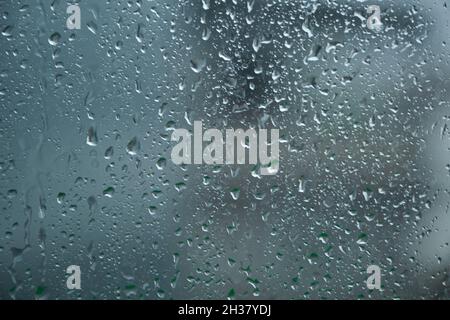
[48,32,61,46]
[86,127,98,146]
[126,137,140,155]
[190,57,206,73]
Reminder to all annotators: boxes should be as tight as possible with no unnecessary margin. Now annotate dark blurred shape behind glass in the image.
[1,0,450,299]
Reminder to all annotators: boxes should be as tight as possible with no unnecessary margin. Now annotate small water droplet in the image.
[48,32,61,46]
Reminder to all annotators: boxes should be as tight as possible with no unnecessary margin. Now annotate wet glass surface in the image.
[1,0,450,299]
